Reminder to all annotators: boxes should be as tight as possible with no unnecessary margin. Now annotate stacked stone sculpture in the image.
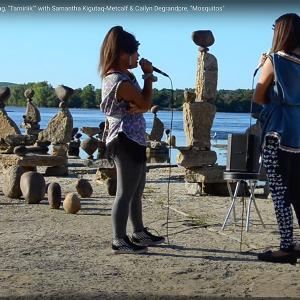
[21,89,42,138]
[146,106,169,163]
[0,87,22,154]
[38,85,74,176]
[177,30,227,195]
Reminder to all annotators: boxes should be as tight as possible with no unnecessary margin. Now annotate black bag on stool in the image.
[226,133,261,173]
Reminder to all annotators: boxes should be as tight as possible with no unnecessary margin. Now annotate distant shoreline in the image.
[5,105,256,114]
[2,81,261,114]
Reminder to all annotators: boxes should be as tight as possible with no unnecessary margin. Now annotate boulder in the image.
[182,102,216,149]
[63,192,81,214]
[81,137,98,160]
[106,178,117,196]
[45,182,50,194]
[195,52,218,103]
[149,115,164,142]
[192,30,215,47]
[151,105,159,114]
[76,179,93,198]
[2,166,26,198]
[20,171,46,204]
[176,148,217,168]
[55,85,74,102]
[38,110,73,144]
[45,165,68,176]
[48,182,62,209]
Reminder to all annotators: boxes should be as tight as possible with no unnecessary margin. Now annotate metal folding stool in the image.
[222,171,266,232]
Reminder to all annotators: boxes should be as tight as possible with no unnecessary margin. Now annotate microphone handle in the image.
[153,66,169,77]
[253,66,260,77]
[254,50,271,77]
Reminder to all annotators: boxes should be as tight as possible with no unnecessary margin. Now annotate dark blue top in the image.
[259,52,300,151]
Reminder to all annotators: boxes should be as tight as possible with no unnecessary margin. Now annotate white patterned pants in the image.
[263,135,300,251]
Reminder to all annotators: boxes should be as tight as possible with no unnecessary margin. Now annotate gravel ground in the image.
[0,159,300,299]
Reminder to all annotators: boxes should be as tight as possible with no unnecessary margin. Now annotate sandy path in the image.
[0,160,300,299]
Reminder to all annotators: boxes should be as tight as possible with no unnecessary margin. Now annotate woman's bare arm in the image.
[116,58,153,110]
[117,78,153,110]
[253,57,274,105]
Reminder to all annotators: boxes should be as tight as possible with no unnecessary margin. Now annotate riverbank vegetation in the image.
[1,81,261,113]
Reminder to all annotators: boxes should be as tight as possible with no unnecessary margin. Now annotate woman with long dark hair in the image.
[254,13,300,263]
[99,26,165,254]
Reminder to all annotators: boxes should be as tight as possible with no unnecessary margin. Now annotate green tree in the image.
[81,84,96,108]
[95,88,102,106]
[4,81,262,113]
[32,81,55,107]
[69,89,83,108]
[9,84,26,106]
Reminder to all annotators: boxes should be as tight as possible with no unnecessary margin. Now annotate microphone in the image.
[153,66,169,78]
[139,59,169,77]
[254,50,271,77]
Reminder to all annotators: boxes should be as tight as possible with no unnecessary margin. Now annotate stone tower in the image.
[177,30,226,195]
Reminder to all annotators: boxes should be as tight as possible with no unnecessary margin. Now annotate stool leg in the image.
[226,181,236,222]
[253,198,266,228]
[222,180,241,230]
[246,180,257,232]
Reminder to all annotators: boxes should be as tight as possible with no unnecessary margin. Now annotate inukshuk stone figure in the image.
[177,30,226,195]
[21,89,41,138]
[38,85,73,175]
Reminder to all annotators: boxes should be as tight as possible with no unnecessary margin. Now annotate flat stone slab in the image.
[176,148,217,168]
[185,165,226,183]
[0,154,67,168]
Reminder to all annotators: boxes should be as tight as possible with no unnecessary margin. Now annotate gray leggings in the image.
[109,140,146,238]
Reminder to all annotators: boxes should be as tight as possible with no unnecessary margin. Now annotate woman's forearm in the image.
[254,58,274,105]
[141,77,153,109]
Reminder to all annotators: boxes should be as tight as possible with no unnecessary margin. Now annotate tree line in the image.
[3,81,261,113]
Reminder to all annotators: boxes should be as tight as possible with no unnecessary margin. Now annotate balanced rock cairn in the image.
[146,105,169,163]
[21,89,41,138]
[0,87,22,153]
[0,87,37,154]
[176,30,226,195]
[38,85,74,176]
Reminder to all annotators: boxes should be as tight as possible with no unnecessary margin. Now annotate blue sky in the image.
[0,1,299,90]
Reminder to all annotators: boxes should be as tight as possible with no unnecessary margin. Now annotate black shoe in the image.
[131,227,165,247]
[112,236,148,254]
[257,250,297,264]
[292,248,300,258]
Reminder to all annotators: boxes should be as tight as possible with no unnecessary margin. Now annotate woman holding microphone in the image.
[254,13,300,264]
[99,26,165,254]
